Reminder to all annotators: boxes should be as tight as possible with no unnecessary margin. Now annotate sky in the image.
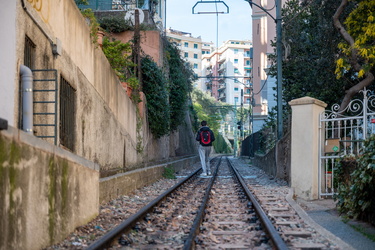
[166,0,253,46]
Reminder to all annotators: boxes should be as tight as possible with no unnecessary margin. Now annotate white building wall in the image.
[0,1,17,126]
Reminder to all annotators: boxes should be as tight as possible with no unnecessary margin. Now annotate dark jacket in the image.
[196,126,215,146]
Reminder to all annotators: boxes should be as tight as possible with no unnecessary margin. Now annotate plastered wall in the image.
[0,127,99,250]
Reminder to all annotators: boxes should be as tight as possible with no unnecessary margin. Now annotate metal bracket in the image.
[192,1,229,14]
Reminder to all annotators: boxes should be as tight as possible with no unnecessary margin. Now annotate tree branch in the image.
[333,0,374,111]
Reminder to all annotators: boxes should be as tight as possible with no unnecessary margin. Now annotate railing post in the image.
[362,88,368,140]
[289,97,327,200]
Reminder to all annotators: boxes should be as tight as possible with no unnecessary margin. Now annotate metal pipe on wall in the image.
[20,65,33,134]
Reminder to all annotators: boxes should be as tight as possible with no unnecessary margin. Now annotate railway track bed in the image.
[44,157,341,250]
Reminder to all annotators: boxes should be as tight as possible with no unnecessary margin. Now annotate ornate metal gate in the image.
[319,89,375,197]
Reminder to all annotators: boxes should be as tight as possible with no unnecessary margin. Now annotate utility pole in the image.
[233,100,238,157]
[276,0,283,139]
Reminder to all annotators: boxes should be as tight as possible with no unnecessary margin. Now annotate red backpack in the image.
[200,130,211,145]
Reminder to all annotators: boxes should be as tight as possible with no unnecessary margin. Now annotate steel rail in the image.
[183,156,222,250]
[227,158,289,250]
[87,167,203,249]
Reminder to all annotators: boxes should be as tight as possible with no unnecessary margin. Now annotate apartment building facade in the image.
[202,40,252,107]
[251,0,286,131]
[166,28,214,89]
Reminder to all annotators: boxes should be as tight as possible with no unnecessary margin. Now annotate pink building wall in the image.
[112,30,163,66]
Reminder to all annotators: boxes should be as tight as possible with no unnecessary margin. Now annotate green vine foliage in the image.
[334,135,375,225]
[101,37,135,81]
[99,15,156,33]
[75,0,89,5]
[165,42,195,131]
[141,56,170,138]
[99,16,133,33]
[80,8,100,46]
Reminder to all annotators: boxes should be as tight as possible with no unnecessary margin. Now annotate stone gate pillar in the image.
[289,97,327,200]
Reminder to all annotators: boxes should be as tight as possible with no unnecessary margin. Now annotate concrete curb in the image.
[286,188,354,250]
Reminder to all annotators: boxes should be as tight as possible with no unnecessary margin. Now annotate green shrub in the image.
[334,135,375,225]
[101,37,134,81]
[99,16,133,33]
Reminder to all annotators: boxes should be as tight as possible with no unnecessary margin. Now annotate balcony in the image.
[218,67,226,73]
[218,83,226,91]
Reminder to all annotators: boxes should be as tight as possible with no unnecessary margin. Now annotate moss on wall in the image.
[48,157,56,244]
[47,157,73,244]
[0,136,22,248]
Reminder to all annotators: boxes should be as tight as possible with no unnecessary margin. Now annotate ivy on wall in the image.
[140,56,170,138]
[164,42,195,131]
[140,39,196,139]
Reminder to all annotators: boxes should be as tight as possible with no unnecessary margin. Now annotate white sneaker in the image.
[199,173,207,178]
[207,171,212,175]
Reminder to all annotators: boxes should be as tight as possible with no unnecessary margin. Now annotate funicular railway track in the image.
[87,156,289,250]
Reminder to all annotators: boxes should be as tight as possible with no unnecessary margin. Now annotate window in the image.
[234,59,238,64]
[184,42,188,47]
[234,87,239,91]
[246,60,250,66]
[246,98,251,104]
[234,97,239,103]
[184,52,188,58]
[234,68,239,74]
[193,53,198,59]
[194,63,198,69]
[194,43,198,49]
[60,76,76,151]
[24,36,36,69]
[234,49,239,54]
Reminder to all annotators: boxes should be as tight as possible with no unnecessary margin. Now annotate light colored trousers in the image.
[198,145,211,174]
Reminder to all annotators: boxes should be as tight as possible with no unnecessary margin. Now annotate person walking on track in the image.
[196,120,215,177]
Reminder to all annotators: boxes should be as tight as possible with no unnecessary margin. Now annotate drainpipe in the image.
[20,65,33,134]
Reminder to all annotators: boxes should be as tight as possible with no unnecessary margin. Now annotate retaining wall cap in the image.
[288,96,327,108]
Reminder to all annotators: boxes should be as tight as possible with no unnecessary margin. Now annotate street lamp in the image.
[245,0,283,140]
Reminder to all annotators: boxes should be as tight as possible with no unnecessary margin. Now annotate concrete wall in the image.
[252,131,290,182]
[0,127,99,250]
[100,156,199,203]
[289,97,327,200]
[6,0,197,174]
